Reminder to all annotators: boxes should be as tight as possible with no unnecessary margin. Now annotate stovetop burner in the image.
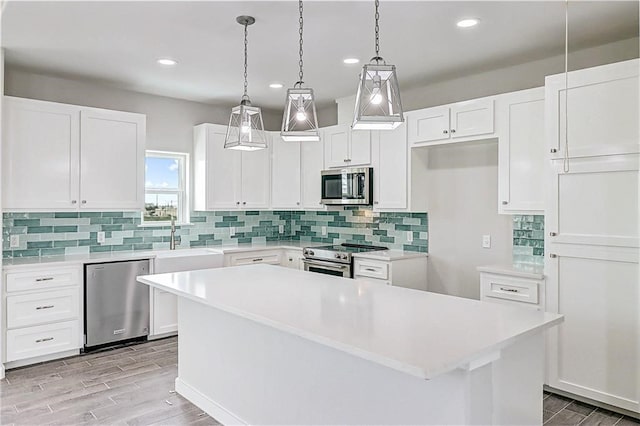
[302,243,388,264]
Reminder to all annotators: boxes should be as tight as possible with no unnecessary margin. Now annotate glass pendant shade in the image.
[353,61,404,130]
[281,87,320,141]
[224,98,267,151]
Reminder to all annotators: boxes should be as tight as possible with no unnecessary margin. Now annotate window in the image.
[144,151,189,224]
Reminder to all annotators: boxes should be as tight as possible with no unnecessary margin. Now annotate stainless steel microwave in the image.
[320,167,373,206]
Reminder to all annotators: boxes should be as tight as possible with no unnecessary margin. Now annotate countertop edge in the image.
[477,264,545,280]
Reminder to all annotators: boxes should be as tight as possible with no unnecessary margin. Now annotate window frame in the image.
[142,150,190,226]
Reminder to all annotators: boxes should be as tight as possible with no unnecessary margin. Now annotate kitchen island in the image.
[138,264,562,425]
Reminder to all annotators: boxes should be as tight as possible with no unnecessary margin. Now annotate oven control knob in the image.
[303,249,308,255]
[335,253,341,259]
[341,254,348,260]
[308,250,314,256]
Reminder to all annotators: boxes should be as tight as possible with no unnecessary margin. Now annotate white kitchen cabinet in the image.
[323,124,371,168]
[2,96,145,211]
[194,123,271,210]
[271,134,302,209]
[479,270,544,311]
[152,289,178,336]
[79,109,145,210]
[353,256,427,291]
[546,59,639,159]
[407,98,494,147]
[301,138,325,210]
[224,250,283,267]
[497,87,545,214]
[281,250,304,270]
[371,124,407,210]
[3,264,83,366]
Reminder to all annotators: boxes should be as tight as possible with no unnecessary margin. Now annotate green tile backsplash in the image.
[2,209,428,259]
[512,215,544,266]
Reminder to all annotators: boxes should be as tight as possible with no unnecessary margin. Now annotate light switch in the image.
[9,235,20,248]
[97,231,106,244]
[482,235,491,248]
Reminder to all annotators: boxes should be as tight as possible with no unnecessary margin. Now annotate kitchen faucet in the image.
[170,216,180,250]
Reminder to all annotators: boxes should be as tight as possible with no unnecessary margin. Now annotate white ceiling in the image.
[2,1,638,109]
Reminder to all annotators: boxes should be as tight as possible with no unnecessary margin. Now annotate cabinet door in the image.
[301,139,325,210]
[80,109,145,210]
[271,134,301,209]
[241,143,271,209]
[205,125,241,209]
[3,97,80,210]
[349,130,372,166]
[372,125,407,209]
[152,288,178,336]
[450,99,494,139]
[323,124,350,168]
[547,59,639,159]
[498,88,545,213]
[406,106,450,145]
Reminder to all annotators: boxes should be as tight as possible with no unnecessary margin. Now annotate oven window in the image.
[308,266,347,277]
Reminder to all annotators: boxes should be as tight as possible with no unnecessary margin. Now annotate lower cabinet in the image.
[224,250,283,267]
[353,256,428,291]
[3,265,83,366]
[281,250,305,270]
[479,270,545,311]
[152,289,179,337]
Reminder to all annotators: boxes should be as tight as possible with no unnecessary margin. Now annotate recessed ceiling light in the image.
[157,58,178,66]
[343,58,360,64]
[457,18,479,28]
[269,83,284,89]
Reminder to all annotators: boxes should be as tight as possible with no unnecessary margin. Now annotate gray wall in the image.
[3,67,283,154]
[424,141,512,300]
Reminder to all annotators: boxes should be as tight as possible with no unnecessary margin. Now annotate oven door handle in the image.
[302,259,350,272]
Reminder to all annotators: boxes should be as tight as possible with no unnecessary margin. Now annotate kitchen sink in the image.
[153,248,224,273]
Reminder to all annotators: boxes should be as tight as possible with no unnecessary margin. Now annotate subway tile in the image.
[14,219,41,227]
[54,226,78,233]
[102,212,124,218]
[26,226,53,234]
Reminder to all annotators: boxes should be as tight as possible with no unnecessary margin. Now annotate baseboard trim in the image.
[175,377,248,425]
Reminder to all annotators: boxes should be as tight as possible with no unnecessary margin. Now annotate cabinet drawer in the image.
[228,250,282,267]
[354,260,389,280]
[6,320,80,362]
[482,276,539,305]
[6,266,81,293]
[7,288,80,329]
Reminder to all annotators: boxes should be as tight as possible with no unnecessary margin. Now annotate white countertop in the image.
[138,264,562,380]
[477,264,545,280]
[2,241,425,270]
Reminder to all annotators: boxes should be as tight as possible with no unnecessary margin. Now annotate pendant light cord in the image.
[296,0,304,86]
[243,21,249,99]
[373,0,381,63]
[563,0,570,173]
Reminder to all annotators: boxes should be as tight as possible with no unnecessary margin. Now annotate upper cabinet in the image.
[407,98,495,146]
[497,88,545,214]
[271,134,302,209]
[546,59,639,159]
[193,123,271,211]
[300,137,325,210]
[2,97,145,211]
[372,124,407,210]
[323,124,371,168]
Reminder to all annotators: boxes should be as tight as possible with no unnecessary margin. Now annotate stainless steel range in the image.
[302,243,387,278]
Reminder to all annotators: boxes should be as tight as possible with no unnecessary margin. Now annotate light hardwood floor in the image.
[0,337,219,426]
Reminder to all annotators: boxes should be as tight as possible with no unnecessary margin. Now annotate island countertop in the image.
[138,264,562,380]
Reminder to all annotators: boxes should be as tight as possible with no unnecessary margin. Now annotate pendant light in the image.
[352,0,404,130]
[281,0,320,142]
[225,16,267,151]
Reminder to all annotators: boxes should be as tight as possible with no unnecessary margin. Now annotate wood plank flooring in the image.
[2,337,639,425]
[0,337,219,426]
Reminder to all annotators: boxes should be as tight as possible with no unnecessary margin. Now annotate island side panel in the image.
[175,297,500,425]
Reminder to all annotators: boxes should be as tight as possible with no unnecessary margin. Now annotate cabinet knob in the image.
[81,200,87,204]
[236,201,240,205]
[443,130,448,134]
[374,201,379,205]
[549,253,558,258]
[71,200,77,204]
[501,201,508,205]
[550,148,558,153]
[296,202,300,205]
[450,129,456,134]
[549,232,557,236]
[242,202,246,205]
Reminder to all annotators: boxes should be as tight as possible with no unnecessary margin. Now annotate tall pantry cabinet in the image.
[544,59,639,414]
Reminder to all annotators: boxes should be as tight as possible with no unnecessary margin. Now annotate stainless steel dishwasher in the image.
[84,259,150,349]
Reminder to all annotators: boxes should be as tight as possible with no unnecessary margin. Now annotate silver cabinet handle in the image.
[501,201,508,205]
[443,130,448,134]
[71,200,77,204]
[550,148,558,153]
[81,200,87,204]
[549,232,557,236]
[499,287,519,293]
[35,277,54,282]
[450,129,456,133]
[36,337,54,343]
[252,258,263,262]
[364,268,377,272]
[36,305,54,310]
[550,253,558,258]
[343,159,349,162]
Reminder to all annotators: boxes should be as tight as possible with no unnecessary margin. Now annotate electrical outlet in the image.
[279,225,284,234]
[407,231,413,242]
[97,231,106,244]
[482,235,491,248]
[230,226,236,237]
[321,226,327,236]
[9,235,20,248]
